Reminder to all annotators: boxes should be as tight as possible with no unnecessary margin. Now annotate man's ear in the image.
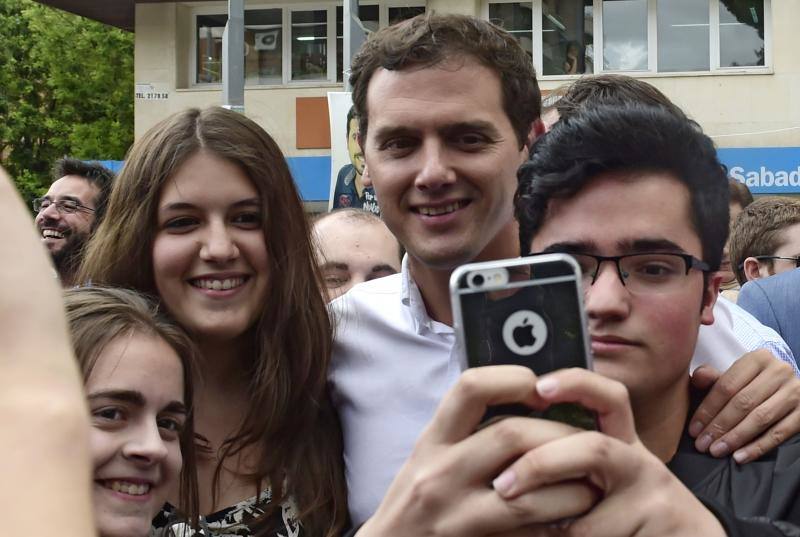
[743,257,763,282]
[700,272,722,325]
[526,119,546,151]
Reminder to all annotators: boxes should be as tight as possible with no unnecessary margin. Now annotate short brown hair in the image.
[729,178,754,210]
[63,286,199,527]
[349,12,541,148]
[729,196,800,284]
[556,74,686,121]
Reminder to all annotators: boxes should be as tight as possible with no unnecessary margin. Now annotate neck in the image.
[194,336,252,402]
[408,220,520,326]
[632,376,691,462]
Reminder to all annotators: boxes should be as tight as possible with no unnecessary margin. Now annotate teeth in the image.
[42,229,65,239]
[418,202,463,216]
[106,480,150,495]
[192,277,245,290]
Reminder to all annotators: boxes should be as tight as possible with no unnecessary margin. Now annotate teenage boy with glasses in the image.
[505,103,800,536]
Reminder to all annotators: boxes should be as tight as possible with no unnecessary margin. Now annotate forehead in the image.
[46,175,99,203]
[364,58,509,134]
[159,151,258,205]
[315,216,399,263]
[86,332,184,400]
[531,172,701,255]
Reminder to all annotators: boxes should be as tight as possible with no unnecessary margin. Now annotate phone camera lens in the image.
[471,274,485,287]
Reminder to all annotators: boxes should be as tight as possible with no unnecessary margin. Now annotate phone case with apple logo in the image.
[450,253,596,430]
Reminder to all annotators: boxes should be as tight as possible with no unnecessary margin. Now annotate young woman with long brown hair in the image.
[79,107,347,536]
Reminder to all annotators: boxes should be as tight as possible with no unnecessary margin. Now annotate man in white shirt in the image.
[331,12,800,531]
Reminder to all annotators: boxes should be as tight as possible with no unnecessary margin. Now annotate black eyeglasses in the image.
[32,197,95,215]
[569,252,710,294]
[754,255,800,268]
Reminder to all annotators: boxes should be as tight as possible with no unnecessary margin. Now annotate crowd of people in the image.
[4,11,800,537]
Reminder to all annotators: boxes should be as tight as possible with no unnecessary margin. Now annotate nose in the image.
[414,141,456,191]
[122,420,169,465]
[584,261,631,322]
[199,220,239,262]
[35,203,61,225]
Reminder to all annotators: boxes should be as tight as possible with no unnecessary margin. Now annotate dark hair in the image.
[63,286,199,528]
[53,157,115,228]
[515,105,729,270]
[729,178,754,210]
[350,12,541,148]
[729,196,800,284]
[556,74,687,123]
[346,105,357,138]
[79,107,347,536]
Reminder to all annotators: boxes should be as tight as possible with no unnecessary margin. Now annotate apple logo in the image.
[502,310,547,356]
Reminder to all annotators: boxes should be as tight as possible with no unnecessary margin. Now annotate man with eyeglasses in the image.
[33,158,113,286]
[729,196,800,286]
[505,104,800,535]
[731,197,800,361]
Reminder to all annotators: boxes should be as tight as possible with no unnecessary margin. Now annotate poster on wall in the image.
[326,92,380,214]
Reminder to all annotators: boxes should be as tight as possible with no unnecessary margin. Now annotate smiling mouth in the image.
[42,229,66,239]
[99,480,151,496]
[415,200,469,217]
[190,276,248,291]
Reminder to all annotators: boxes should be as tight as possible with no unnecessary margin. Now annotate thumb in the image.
[691,365,721,390]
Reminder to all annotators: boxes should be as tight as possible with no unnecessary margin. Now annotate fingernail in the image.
[688,420,704,437]
[696,433,713,452]
[492,470,516,496]
[710,441,729,457]
[537,377,559,397]
[733,449,749,464]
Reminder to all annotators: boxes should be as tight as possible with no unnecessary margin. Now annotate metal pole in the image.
[222,0,245,113]
[343,0,366,91]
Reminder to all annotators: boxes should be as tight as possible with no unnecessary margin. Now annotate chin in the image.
[96,516,153,537]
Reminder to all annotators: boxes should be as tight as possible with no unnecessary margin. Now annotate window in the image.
[602,0,647,71]
[193,2,424,87]
[657,0,709,72]
[484,0,770,77]
[291,10,328,81]
[489,2,533,59]
[542,0,593,75]
[335,3,424,82]
[719,0,765,67]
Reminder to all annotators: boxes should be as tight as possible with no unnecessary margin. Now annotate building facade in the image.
[40,0,800,202]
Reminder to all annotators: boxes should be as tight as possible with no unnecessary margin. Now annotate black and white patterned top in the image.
[151,488,301,537]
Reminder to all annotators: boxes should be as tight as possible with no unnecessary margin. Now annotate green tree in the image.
[0,0,133,202]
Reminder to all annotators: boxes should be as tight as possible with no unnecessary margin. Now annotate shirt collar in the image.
[401,254,453,336]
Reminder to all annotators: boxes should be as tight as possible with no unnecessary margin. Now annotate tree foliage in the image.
[0,0,133,201]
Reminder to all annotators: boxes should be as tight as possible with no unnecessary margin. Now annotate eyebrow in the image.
[321,262,349,271]
[370,264,399,274]
[539,238,688,255]
[88,389,187,415]
[159,197,261,212]
[371,120,502,144]
[43,195,83,203]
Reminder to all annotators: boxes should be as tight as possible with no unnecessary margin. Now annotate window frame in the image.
[482,0,772,80]
[189,1,425,89]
